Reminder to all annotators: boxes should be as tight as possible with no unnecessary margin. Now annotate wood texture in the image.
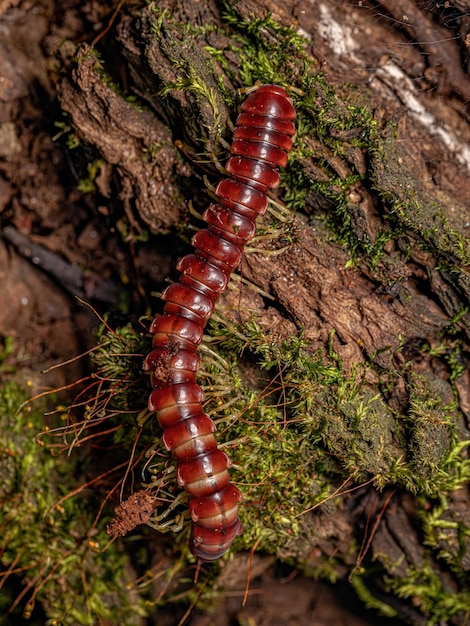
[55,0,470,622]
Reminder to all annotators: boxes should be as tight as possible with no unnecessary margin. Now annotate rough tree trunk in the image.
[2,0,469,624]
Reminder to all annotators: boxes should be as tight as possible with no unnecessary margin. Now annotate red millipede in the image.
[143,84,296,561]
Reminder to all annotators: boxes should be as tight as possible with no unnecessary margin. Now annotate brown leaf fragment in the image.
[107,491,158,537]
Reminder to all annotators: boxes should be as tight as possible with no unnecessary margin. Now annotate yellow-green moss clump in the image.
[0,378,148,625]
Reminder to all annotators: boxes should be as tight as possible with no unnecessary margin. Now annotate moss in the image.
[204,13,385,263]
[52,121,81,150]
[207,320,461,496]
[385,560,470,624]
[146,10,229,151]
[77,158,104,193]
[31,307,469,620]
[403,371,453,486]
[419,496,470,574]
[350,573,398,618]
[75,45,147,113]
[199,316,470,576]
[371,129,470,323]
[218,0,307,87]
[0,377,149,624]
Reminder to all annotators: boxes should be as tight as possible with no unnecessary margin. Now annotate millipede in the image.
[143,84,296,561]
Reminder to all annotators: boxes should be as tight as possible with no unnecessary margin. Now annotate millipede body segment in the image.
[144,84,296,560]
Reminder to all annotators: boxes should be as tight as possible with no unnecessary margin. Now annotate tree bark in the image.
[56,1,470,623]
